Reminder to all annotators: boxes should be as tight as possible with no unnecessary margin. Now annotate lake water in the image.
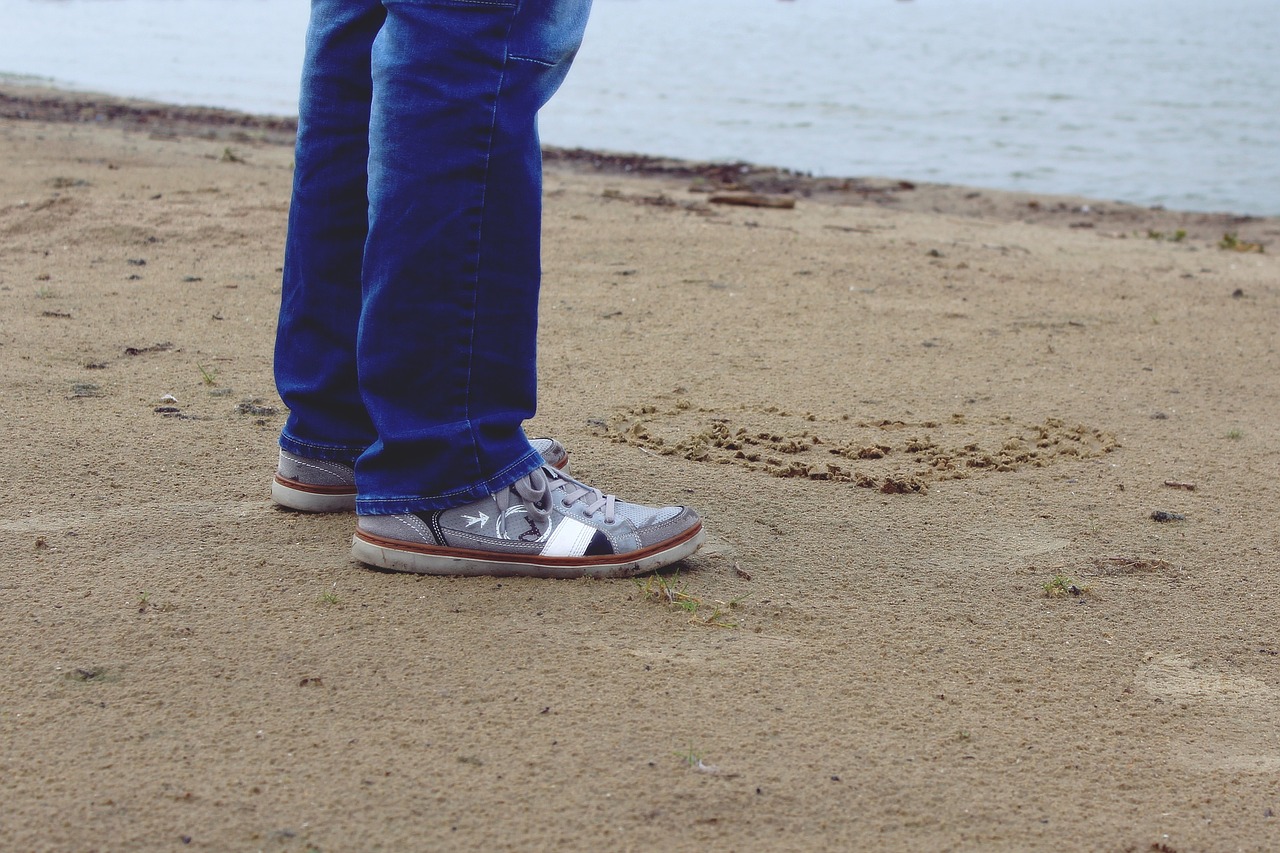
[1,0,1277,215]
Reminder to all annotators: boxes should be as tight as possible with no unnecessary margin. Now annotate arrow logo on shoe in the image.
[462,511,490,529]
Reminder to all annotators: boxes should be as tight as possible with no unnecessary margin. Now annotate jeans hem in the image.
[279,431,367,464]
[354,447,544,515]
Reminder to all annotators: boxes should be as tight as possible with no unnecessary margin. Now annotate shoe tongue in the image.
[511,466,552,505]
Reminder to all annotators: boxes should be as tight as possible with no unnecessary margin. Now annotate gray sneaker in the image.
[271,438,570,513]
[351,465,704,578]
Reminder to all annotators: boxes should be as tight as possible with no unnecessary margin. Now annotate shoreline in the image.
[2,81,1275,243]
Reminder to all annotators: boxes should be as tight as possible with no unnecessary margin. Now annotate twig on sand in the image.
[709,193,796,209]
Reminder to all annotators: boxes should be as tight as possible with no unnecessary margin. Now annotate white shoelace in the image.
[505,466,617,525]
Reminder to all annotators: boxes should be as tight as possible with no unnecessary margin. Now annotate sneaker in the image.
[271,437,571,513]
[350,465,704,578]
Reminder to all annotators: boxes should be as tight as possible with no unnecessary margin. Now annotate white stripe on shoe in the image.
[540,516,599,558]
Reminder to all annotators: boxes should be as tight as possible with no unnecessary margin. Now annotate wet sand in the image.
[2,84,1279,851]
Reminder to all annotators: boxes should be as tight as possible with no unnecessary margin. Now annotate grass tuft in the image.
[1219,233,1264,253]
[319,583,340,606]
[634,573,748,627]
[1043,575,1089,599]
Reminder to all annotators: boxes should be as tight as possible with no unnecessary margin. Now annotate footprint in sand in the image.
[1136,654,1280,773]
[598,395,1119,495]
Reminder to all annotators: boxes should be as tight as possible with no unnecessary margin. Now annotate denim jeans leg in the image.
[274,0,386,464]
[354,0,592,515]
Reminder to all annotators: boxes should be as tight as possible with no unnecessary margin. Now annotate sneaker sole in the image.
[272,454,570,514]
[271,476,359,513]
[350,522,704,579]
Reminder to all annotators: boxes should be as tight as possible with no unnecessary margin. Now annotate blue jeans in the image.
[274,0,592,514]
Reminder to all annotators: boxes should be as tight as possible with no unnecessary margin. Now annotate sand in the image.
[2,84,1279,852]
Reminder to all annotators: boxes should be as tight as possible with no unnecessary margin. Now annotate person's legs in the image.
[274,0,705,574]
[273,0,583,512]
[353,0,592,515]
[274,0,385,465]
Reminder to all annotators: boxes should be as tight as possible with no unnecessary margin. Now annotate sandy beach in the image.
[2,84,1279,851]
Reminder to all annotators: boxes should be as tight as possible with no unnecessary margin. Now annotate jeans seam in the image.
[356,447,540,507]
[508,54,555,68]
[461,9,520,476]
[279,431,367,461]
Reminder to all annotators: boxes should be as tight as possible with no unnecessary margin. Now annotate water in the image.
[1,0,1276,214]
[0,0,310,115]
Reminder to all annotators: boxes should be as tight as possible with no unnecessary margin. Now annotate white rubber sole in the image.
[271,478,358,513]
[350,524,704,579]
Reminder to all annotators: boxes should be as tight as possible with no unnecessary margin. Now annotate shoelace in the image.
[507,466,617,525]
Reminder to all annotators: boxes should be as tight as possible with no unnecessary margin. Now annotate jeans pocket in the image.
[507,0,592,67]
